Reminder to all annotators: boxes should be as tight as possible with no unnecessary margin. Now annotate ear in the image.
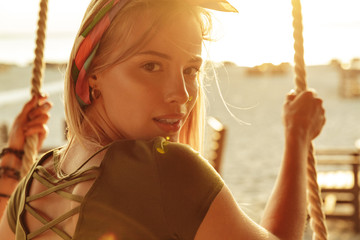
[89,75,98,88]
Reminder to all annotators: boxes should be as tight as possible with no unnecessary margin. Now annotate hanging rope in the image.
[21,0,49,178]
[291,0,328,239]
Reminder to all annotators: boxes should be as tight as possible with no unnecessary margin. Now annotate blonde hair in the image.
[64,0,212,154]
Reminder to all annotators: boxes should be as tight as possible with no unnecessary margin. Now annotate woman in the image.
[0,0,326,239]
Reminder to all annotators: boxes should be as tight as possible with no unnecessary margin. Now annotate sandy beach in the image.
[0,63,359,239]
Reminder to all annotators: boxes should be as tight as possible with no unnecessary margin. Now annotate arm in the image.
[196,185,278,240]
[0,95,52,220]
[195,90,325,240]
[259,129,309,239]
[261,90,325,239]
[0,211,15,240]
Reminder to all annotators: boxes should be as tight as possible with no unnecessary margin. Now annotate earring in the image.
[188,96,193,102]
[90,75,100,100]
[91,88,101,100]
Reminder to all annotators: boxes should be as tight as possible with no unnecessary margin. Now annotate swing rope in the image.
[291,0,328,239]
[21,0,49,178]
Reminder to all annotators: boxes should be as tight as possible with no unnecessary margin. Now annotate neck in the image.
[60,136,107,175]
[83,102,124,145]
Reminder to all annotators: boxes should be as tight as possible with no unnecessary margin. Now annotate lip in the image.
[153,114,185,133]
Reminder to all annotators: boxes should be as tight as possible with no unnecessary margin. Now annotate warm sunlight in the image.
[207,0,360,66]
[0,2,359,238]
[205,0,294,66]
[0,0,359,66]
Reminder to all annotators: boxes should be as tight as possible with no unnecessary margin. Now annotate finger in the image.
[25,114,50,128]
[285,89,297,101]
[286,94,296,102]
[287,89,296,96]
[24,124,48,137]
[37,93,49,105]
[314,97,323,107]
[38,92,48,99]
[25,124,49,152]
[28,102,52,120]
[20,96,38,117]
[293,91,317,107]
[299,90,315,99]
[308,88,318,97]
[38,125,50,147]
[22,94,49,113]
[301,89,321,100]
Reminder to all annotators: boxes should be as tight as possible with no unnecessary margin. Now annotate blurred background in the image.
[0,0,359,239]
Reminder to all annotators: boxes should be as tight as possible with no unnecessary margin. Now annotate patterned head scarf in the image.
[71,0,238,107]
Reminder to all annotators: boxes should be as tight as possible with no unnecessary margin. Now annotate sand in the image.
[0,63,359,239]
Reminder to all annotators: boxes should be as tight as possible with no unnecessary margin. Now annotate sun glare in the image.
[0,0,359,66]
[206,0,360,67]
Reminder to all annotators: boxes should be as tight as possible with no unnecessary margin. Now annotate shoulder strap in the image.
[65,143,112,179]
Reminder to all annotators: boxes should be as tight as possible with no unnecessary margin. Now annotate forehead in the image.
[135,11,203,56]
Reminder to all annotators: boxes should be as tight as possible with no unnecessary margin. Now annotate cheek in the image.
[187,80,199,99]
[102,83,128,110]
[101,78,160,120]
[186,80,200,111]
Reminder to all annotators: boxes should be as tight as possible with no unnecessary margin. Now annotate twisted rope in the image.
[21,0,48,178]
[291,0,328,239]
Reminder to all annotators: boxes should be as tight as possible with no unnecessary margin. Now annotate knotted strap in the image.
[24,166,98,239]
[21,146,108,239]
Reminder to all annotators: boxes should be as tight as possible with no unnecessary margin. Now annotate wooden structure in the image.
[207,117,227,175]
[338,68,360,98]
[316,148,360,232]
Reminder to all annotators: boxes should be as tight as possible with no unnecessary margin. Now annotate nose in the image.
[164,71,189,104]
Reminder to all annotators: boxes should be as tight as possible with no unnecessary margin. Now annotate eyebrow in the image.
[137,50,203,63]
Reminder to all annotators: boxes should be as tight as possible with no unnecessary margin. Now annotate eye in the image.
[183,67,200,77]
[142,62,161,72]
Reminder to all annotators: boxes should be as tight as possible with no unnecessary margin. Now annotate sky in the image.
[0,0,359,66]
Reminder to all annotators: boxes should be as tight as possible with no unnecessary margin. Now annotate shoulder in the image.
[102,137,224,208]
[195,186,279,240]
[102,136,220,174]
[155,138,221,183]
[103,137,203,165]
[80,138,225,239]
[104,137,217,176]
[150,138,224,239]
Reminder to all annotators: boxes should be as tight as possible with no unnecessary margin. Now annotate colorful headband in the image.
[71,0,238,106]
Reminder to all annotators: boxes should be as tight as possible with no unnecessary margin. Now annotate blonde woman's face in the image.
[96,14,202,142]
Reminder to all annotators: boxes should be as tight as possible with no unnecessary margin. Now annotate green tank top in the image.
[7,137,224,239]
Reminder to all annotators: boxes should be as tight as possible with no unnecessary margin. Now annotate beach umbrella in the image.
[291,0,327,239]
[20,0,328,239]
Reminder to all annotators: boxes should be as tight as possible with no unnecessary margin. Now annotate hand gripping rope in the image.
[291,0,328,239]
[21,0,48,178]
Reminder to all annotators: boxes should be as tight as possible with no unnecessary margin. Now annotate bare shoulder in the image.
[195,185,278,240]
[23,145,106,238]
